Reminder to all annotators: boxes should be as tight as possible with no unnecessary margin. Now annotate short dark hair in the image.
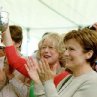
[9,25,23,43]
[64,28,97,66]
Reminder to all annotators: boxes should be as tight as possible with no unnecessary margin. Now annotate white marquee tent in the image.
[0,0,97,55]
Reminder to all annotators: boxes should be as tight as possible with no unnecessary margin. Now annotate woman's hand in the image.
[38,58,54,83]
[24,56,41,84]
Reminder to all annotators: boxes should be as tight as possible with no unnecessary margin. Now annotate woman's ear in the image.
[85,50,93,59]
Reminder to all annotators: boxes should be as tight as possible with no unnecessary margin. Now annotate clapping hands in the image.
[24,57,54,84]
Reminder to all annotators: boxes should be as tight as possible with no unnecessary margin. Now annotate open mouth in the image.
[43,55,51,58]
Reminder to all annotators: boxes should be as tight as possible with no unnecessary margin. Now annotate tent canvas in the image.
[0,0,97,55]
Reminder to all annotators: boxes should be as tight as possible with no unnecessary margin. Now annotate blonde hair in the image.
[36,32,65,65]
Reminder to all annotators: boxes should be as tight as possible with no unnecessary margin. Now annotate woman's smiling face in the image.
[64,39,88,70]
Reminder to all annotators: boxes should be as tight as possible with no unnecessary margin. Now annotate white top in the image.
[34,70,97,97]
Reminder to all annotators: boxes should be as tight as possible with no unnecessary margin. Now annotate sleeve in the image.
[34,82,45,97]
[9,77,29,97]
[43,80,60,97]
[34,79,60,97]
[5,45,29,77]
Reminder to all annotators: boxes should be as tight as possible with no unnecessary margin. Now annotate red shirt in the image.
[5,45,29,77]
[54,71,69,87]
